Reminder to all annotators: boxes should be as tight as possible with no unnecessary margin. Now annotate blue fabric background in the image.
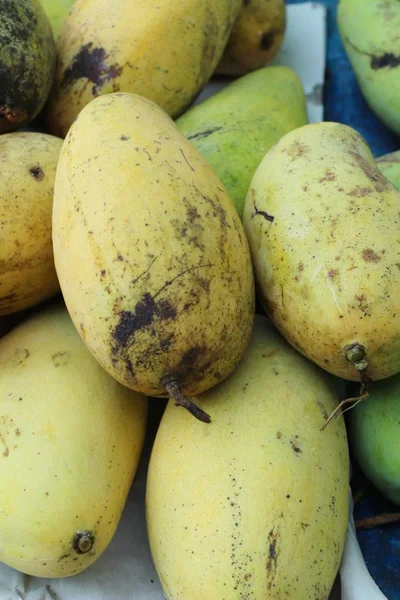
[286,1,400,598]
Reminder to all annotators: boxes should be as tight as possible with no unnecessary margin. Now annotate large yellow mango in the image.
[243,122,400,382]
[45,0,242,138]
[0,132,62,316]
[146,315,349,600]
[52,92,254,422]
[0,303,147,577]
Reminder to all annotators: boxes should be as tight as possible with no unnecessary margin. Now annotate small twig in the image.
[355,513,400,530]
[163,375,211,424]
[321,369,371,431]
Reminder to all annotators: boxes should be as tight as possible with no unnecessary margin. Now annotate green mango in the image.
[39,0,75,38]
[0,0,56,133]
[376,150,400,189]
[176,66,308,218]
[338,0,400,136]
[349,374,400,506]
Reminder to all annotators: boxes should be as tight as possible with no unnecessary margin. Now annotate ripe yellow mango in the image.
[146,315,349,600]
[0,132,62,316]
[52,92,254,421]
[45,0,242,138]
[0,303,147,577]
[243,122,400,382]
[216,0,287,75]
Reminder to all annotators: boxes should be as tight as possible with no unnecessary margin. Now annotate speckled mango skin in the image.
[0,303,148,577]
[45,0,242,138]
[377,149,400,190]
[146,315,349,600]
[0,132,63,316]
[216,0,286,75]
[176,66,308,218]
[0,0,55,133]
[338,0,400,136]
[243,122,400,382]
[52,92,255,400]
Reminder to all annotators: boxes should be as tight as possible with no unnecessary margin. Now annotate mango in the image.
[338,0,400,136]
[0,303,148,577]
[0,132,63,316]
[45,0,242,138]
[52,92,254,422]
[377,149,400,189]
[146,314,350,600]
[39,0,75,38]
[176,66,308,217]
[216,0,287,75]
[0,0,56,133]
[243,122,400,383]
[349,374,400,506]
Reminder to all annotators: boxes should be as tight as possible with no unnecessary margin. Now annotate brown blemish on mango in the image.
[266,526,280,590]
[362,248,381,263]
[348,186,372,197]
[328,269,339,279]
[29,166,44,181]
[319,169,336,183]
[52,351,70,367]
[284,139,309,161]
[349,151,390,193]
[61,44,123,96]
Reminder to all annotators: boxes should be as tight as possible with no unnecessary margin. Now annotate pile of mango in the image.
[1,0,400,597]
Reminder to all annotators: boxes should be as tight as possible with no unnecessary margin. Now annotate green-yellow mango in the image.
[376,149,400,189]
[0,0,55,133]
[338,0,400,135]
[349,373,400,506]
[39,0,75,38]
[0,303,148,577]
[243,122,400,382]
[0,132,63,316]
[45,0,242,138]
[215,0,287,75]
[52,92,254,422]
[176,66,308,218]
[146,314,350,600]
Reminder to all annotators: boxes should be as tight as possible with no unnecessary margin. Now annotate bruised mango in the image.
[52,92,255,422]
[45,0,242,138]
[243,122,400,383]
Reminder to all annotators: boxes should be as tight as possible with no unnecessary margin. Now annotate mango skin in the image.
[176,66,308,218]
[0,0,56,133]
[216,0,287,75]
[146,314,349,600]
[377,149,400,189]
[0,303,148,577]
[338,0,400,136]
[0,132,63,316]
[39,0,75,38]
[243,122,400,382]
[52,92,255,400]
[349,374,400,506]
[45,0,242,138]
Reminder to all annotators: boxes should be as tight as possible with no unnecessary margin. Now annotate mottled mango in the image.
[0,0,56,133]
[243,122,400,382]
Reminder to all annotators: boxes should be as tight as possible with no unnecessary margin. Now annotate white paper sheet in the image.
[1,3,386,600]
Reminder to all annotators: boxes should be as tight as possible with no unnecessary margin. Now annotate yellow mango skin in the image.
[0,303,148,578]
[52,92,255,400]
[45,0,242,138]
[243,122,400,382]
[216,0,286,75]
[146,315,349,600]
[0,132,63,316]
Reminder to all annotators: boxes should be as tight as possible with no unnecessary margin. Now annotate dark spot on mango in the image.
[319,169,336,183]
[52,352,69,367]
[371,52,400,70]
[61,43,123,96]
[362,248,381,263]
[29,166,44,181]
[348,186,372,197]
[260,31,275,51]
[328,269,339,279]
[120,135,129,141]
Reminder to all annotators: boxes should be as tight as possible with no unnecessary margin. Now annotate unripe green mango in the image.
[146,315,349,600]
[349,373,400,506]
[376,149,400,189]
[243,122,400,383]
[176,66,308,218]
[39,0,75,38]
[0,0,56,133]
[338,0,400,136]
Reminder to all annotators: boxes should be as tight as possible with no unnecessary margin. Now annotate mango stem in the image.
[162,375,211,424]
[73,530,95,554]
[320,369,371,431]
